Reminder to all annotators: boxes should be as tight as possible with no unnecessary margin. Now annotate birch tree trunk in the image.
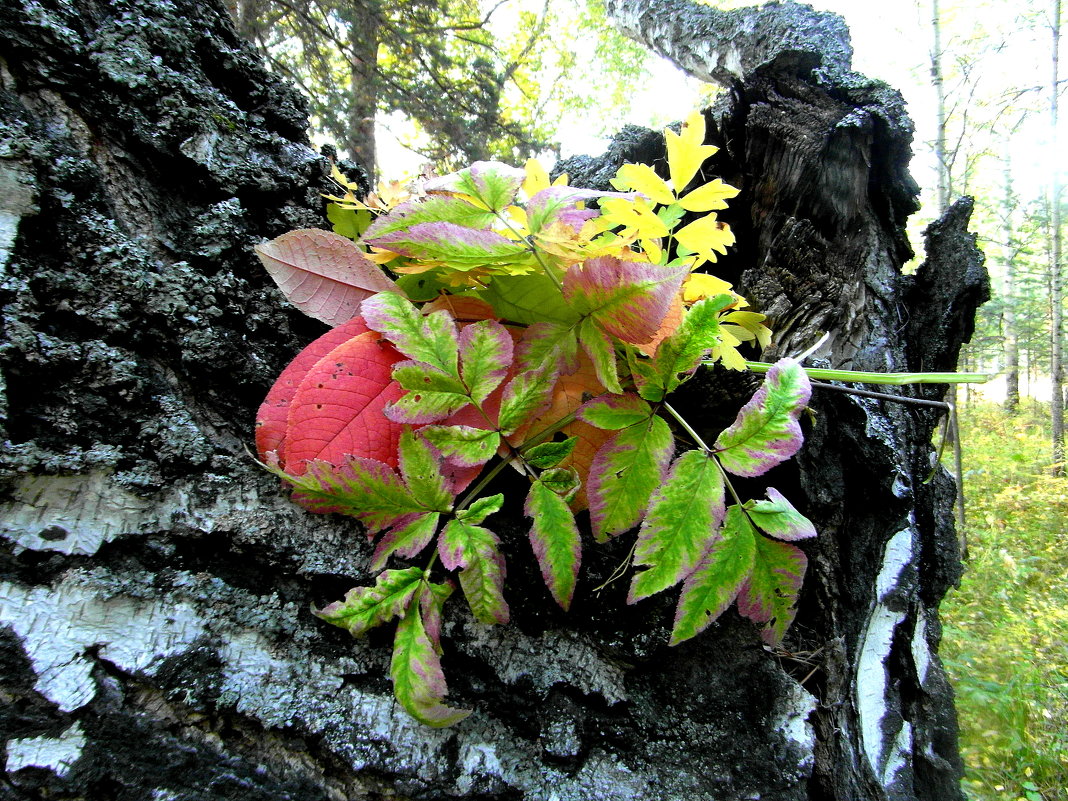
[2,1,985,799]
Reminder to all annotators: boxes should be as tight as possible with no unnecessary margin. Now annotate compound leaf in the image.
[670,505,757,645]
[439,519,509,625]
[587,412,674,540]
[315,566,424,637]
[391,598,471,727]
[745,488,817,541]
[525,477,582,610]
[628,450,726,603]
[737,534,807,645]
[362,196,497,240]
[387,363,470,424]
[255,229,401,327]
[714,359,811,477]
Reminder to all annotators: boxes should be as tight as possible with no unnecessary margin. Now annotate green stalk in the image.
[740,361,990,385]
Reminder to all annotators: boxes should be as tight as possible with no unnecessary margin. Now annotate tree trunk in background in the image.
[1,1,986,799]
[1002,148,1021,413]
[344,1,379,179]
[1050,0,1064,472]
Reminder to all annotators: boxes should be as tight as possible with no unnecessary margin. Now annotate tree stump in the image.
[1,1,986,799]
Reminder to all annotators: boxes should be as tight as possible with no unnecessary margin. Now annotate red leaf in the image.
[255,229,401,326]
[284,331,408,472]
[256,316,371,461]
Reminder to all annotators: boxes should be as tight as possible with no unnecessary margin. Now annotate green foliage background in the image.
[943,401,1068,801]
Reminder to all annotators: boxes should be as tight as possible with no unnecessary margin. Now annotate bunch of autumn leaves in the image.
[254,112,814,726]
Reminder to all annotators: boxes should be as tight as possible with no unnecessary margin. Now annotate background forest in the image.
[226,0,1067,798]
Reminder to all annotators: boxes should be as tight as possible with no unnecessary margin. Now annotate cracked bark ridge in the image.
[2,0,982,799]
[605,0,854,88]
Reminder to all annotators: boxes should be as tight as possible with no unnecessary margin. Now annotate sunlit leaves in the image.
[715,359,812,477]
[665,110,718,191]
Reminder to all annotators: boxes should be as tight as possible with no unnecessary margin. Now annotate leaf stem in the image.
[741,361,989,385]
[662,402,711,452]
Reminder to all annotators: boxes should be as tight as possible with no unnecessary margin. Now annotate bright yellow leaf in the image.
[523,158,551,198]
[611,163,675,206]
[665,111,718,191]
[682,273,734,302]
[675,214,736,263]
[599,196,669,240]
[678,178,740,212]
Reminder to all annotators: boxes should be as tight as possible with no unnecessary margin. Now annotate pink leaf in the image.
[256,229,401,326]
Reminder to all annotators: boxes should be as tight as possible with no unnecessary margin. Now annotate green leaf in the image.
[391,598,471,727]
[578,317,622,394]
[327,203,371,240]
[498,366,556,436]
[523,436,578,469]
[578,392,653,430]
[632,296,731,402]
[427,161,526,212]
[385,368,471,424]
[481,273,579,326]
[362,196,497,240]
[670,505,757,645]
[371,512,440,572]
[714,359,811,477]
[366,222,533,272]
[398,429,453,513]
[456,493,504,525]
[744,488,817,541]
[516,322,579,375]
[315,567,424,636]
[418,578,454,649]
[587,412,674,540]
[361,292,460,376]
[395,271,450,302]
[420,425,501,467]
[439,519,509,625]
[525,478,582,610]
[279,458,429,533]
[737,533,807,645]
[628,450,726,602]
[537,466,581,499]
[458,320,513,403]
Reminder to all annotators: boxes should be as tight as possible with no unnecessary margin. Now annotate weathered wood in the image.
[1,0,984,799]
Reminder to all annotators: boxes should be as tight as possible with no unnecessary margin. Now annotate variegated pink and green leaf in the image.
[439,519,509,625]
[367,222,533,273]
[562,256,688,345]
[628,450,726,603]
[498,366,556,436]
[577,317,622,394]
[425,160,526,212]
[745,488,817,541]
[522,436,578,469]
[315,566,425,637]
[361,292,460,376]
[578,392,654,431]
[419,425,501,467]
[391,598,471,727]
[370,512,441,572]
[458,319,513,403]
[456,493,504,526]
[525,475,582,610]
[737,533,808,645]
[587,412,674,540]
[361,196,497,240]
[714,359,811,477]
[670,505,757,645]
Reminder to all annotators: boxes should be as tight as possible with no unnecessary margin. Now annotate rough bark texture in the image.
[1,1,985,800]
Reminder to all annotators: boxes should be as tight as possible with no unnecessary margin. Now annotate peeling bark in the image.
[1,1,984,799]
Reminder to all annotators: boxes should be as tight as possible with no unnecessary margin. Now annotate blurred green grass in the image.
[942,400,1068,800]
